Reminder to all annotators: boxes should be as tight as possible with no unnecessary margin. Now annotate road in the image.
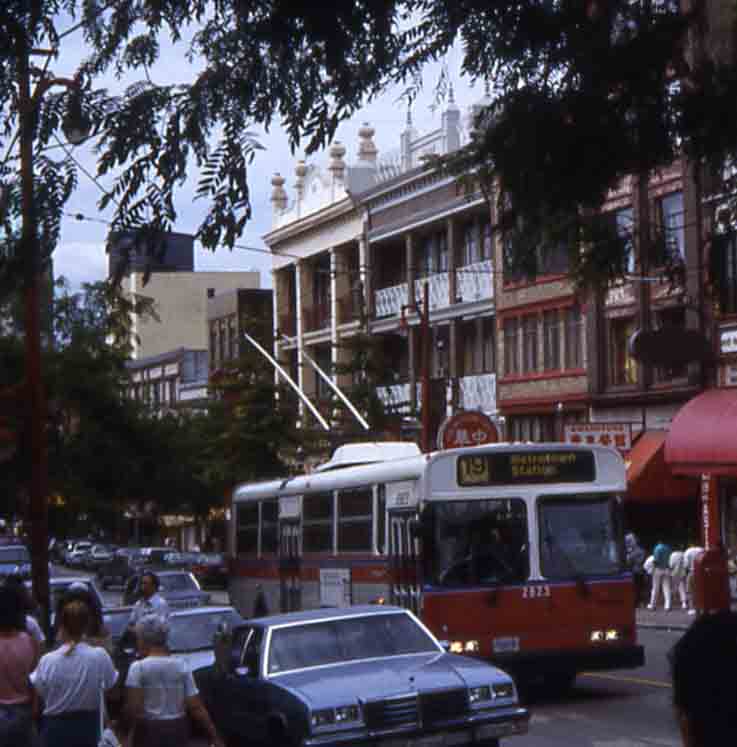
[514,628,680,747]
[53,566,681,746]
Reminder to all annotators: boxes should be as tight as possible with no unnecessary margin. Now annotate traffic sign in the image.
[437,411,499,450]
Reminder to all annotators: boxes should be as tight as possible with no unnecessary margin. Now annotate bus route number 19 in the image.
[522,585,551,599]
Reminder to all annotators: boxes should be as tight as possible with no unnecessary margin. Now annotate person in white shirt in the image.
[669,549,688,610]
[684,545,705,615]
[31,600,118,747]
[127,572,170,632]
[125,614,223,747]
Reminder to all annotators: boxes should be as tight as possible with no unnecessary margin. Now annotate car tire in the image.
[266,714,295,747]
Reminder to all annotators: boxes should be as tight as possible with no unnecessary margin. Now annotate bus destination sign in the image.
[457,450,596,487]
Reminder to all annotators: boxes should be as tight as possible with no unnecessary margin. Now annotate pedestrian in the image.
[124,614,224,747]
[669,548,689,611]
[625,533,646,607]
[127,572,170,633]
[683,544,705,616]
[670,610,737,746]
[648,541,673,611]
[57,582,113,653]
[0,585,38,747]
[4,573,45,655]
[31,600,118,747]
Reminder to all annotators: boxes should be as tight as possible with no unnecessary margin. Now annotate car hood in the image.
[0,560,29,573]
[270,652,511,709]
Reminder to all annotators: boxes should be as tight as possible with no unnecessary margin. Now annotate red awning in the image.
[665,389,737,476]
[626,431,698,502]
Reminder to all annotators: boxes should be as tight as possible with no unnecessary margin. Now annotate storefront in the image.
[665,388,737,609]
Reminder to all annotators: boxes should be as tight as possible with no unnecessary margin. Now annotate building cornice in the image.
[263,196,358,250]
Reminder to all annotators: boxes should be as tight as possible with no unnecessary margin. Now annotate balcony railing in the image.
[414,273,450,311]
[375,282,409,318]
[302,301,331,333]
[376,382,411,414]
[457,259,494,304]
[278,312,297,338]
[459,373,497,413]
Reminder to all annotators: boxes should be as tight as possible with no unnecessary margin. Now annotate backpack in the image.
[653,543,672,570]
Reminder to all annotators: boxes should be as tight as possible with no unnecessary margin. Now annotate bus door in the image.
[389,511,421,614]
[278,520,301,612]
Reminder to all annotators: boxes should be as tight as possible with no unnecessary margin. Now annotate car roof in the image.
[249,604,410,628]
[0,545,27,551]
[169,605,237,618]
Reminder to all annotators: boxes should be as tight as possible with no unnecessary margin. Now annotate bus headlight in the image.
[605,628,620,642]
[464,640,480,653]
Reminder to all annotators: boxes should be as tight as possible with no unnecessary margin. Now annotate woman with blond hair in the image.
[31,600,118,747]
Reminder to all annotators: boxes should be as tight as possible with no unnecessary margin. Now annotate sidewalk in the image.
[636,606,694,632]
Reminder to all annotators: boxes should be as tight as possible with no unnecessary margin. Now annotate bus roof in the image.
[232,442,626,503]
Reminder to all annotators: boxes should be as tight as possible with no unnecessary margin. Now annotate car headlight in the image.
[492,682,515,700]
[335,705,360,723]
[311,709,335,728]
[469,685,492,705]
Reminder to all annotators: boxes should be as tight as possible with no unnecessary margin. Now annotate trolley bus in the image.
[228,441,644,687]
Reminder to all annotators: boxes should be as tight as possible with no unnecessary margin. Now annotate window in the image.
[303,492,334,553]
[522,315,538,373]
[537,242,569,275]
[564,306,583,370]
[539,496,621,578]
[261,499,279,554]
[430,499,529,586]
[543,310,560,371]
[236,504,259,554]
[437,231,448,272]
[210,326,217,365]
[482,317,495,372]
[713,232,737,314]
[337,488,373,552]
[509,415,556,442]
[503,319,519,376]
[168,379,176,405]
[657,191,685,261]
[228,316,237,360]
[617,207,635,274]
[418,231,448,275]
[608,316,638,386]
[463,221,480,266]
[481,220,493,261]
[654,306,687,382]
[218,321,225,364]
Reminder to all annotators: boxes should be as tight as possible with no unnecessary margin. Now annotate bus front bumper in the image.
[491,643,645,677]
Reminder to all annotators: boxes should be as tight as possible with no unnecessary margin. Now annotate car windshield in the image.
[168,610,242,652]
[429,499,529,587]
[539,496,622,578]
[267,612,439,675]
[159,574,198,592]
[199,554,224,566]
[0,548,29,563]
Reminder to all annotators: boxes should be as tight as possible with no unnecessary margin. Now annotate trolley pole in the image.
[420,282,432,454]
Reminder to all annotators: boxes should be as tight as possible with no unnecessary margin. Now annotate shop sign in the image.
[279,495,302,520]
[564,422,632,452]
[720,327,737,355]
[319,568,350,608]
[438,411,499,450]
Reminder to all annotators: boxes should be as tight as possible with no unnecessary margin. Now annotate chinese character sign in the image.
[564,423,632,453]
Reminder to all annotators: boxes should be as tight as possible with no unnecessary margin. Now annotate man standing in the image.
[648,541,673,611]
[670,548,688,611]
[683,544,705,616]
[127,572,170,631]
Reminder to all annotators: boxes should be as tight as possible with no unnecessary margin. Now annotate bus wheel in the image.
[543,670,576,694]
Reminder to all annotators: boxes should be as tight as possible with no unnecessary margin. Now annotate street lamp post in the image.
[15,39,89,637]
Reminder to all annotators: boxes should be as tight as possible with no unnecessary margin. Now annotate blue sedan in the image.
[197,604,529,747]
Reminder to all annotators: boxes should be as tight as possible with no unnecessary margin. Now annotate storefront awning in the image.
[626,431,698,502]
[665,389,737,476]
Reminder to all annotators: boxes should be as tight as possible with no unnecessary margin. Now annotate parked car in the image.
[67,541,93,567]
[97,549,142,590]
[113,605,245,691]
[26,576,106,639]
[191,553,228,589]
[197,605,530,747]
[163,551,201,570]
[0,544,31,580]
[138,547,173,567]
[123,570,210,609]
[84,544,115,571]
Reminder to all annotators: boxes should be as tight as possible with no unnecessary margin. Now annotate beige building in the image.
[123,270,261,359]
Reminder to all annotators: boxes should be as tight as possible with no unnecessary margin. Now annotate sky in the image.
[48,10,484,292]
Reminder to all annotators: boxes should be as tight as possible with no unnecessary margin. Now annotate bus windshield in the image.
[539,496,622,578]
[429,499,529,587]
